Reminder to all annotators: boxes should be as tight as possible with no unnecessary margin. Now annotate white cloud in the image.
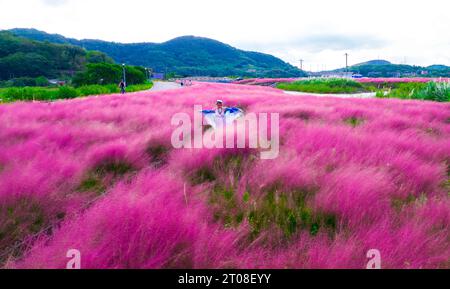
[41,0,69,6]
[0,0,449,70]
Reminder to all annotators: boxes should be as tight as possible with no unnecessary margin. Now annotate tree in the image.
[72,63,146,86]
[86,51,114,64]
[124,65,147,85]
[72,63,121,86]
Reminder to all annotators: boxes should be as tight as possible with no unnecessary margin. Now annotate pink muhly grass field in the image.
[232,78,301,85]
[355,77,450,84]
[233,77,450,86]
[0,82,449,269]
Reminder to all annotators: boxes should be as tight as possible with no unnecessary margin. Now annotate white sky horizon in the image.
[1,0,449,71]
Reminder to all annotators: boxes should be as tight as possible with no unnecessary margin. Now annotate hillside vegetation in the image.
[334,60,450,77]
[0,32,151,100]
[0,31,112,81]
[8,28,306,78]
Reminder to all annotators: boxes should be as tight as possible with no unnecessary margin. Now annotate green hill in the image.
[354,59,392,66]
[427,64,449,70]
[8,28,306,78]
[0,31,113,81]
[332,59,449,77]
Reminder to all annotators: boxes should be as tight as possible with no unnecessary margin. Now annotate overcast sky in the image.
[1,0,449,71]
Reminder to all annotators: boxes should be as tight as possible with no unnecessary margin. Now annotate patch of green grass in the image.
[376,82,450,102]
[0,82,153,103]
[206,177,336,241]
[0,86,59,101]
[146,143,170,166]
[0,199,47,263]
[125,83,153,93]
[277,78,367,94]
[391,194,428,212]
[190,152,252,185]
[344,116,365,127]
[210,184,242,228]
[441,175,450,197]
[191,166,217,185]
[78,159,135,195]
[96,160,134,176]
[284,110,316,121]
[77,84,117,96]
[246,186,336,239]
[77,175,106,195]
[194,153,338,240]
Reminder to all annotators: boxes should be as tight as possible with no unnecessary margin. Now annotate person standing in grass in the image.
[119,80,126,94]
[201,100,244,129]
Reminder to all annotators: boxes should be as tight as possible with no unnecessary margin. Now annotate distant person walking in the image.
[119,80,126,94]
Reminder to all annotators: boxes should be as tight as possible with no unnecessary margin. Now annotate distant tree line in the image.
[0,32,150,88]
[340,64,450,78]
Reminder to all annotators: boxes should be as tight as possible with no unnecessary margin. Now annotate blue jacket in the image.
[201,107,242,114]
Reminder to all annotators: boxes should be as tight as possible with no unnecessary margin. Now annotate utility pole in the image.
[299,59,304,70]
[345,53,349,73]
[122,63,126,85]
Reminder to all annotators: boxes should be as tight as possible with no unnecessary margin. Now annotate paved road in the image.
[150,81,182,91]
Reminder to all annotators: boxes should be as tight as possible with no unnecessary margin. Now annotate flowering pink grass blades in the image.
[0,82,448,269]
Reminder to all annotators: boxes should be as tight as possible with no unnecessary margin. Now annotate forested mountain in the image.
[0,31,113,80]
[8,28,306,78]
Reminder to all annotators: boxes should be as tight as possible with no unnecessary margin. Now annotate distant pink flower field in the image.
[0,82,449,269]
[233,77,450,85]
[233,78,300,85]
[355,77,450,84]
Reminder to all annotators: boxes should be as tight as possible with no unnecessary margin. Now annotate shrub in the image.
[57,86,79,99]
[35,76,49,87]
[417,82,450,102]
[126,83,153,92]
[2,87,58,101]
[77,85,111,96]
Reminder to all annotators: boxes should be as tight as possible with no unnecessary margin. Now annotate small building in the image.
[49,79,67,86]
[152,73,165,80]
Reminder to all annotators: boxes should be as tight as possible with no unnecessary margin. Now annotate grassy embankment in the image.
[0,82,153,103]
[277,78,449,102]
[277,78,373,94]
[375,82,450,102]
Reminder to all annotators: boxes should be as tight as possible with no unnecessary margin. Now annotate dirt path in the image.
[150,81,182,91]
